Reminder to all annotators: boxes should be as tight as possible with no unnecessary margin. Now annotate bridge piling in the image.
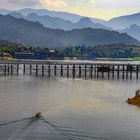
[30,64,32,75]
[136,66,139,79]
[126,66,128,79]
[7,64,10,75]
[107,66,110,79]
[36,64,38,76]
[122,66,125,79]
[79,65,81,78]
[72,64,75,78]
[117,66,120,79]
[60,64,63,77]
[54,65,57,76]
[42,64,44,76]
[48,64,51,77]
[67,64,69,78]
[0,60,140,80]
[23,64,26,75]
[85,64,87,78]
[10,64,13,75]
[112,65,115,79]
[16,64,19,76]
[90,65,93,78]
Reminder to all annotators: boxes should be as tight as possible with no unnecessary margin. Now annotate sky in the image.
[1,0,140,20]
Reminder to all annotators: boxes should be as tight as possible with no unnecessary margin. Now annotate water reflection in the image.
[0,75,140,139]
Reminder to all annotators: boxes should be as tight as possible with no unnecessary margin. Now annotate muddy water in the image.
[0,75,140,140]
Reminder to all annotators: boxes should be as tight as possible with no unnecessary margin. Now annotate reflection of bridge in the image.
[0,59,140,79]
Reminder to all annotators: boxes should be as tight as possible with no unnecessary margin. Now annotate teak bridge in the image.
[0,59,140,79]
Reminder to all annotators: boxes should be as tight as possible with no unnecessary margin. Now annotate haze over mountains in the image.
[8,12,109,30]
[0,8,105,23]
[0,8,140,47]
[0,14,139,48]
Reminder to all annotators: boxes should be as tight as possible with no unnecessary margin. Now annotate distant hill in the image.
[0,9,12,15]
[0,14,139,48]
[119,24,140,41]
[0,39,22,47]
[0,8,105,24]
[106,12,140,29]
[3,8,140,31]
[8,12,109,30]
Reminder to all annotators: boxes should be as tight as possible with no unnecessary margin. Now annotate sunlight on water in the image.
[0,75,140,140]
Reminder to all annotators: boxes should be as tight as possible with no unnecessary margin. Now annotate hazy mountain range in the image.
[0,8,140,47]
[0,8,140,29]
[106,13,140,29]
[0,39,22,47]
[0,14,139,48]
[8,12,109,30]
[0,8,105,23]
[119,24,140,41]
[1,8,140,41]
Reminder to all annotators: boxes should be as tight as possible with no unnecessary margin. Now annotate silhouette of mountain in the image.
[119,24,140,41]
[0,9,12,15]
[107,12,140,29]
[8,12,109,30]
[0,39,22,47]
[75,17,109,29]
[0,14,139,48]
[0,8,105,23]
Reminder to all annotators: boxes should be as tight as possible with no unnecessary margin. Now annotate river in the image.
[0,75,140,140]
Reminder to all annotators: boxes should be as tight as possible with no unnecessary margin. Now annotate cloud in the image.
[6,0,66,8]
[94,0,140,9]
[40,0,66,8]
[7,0,39,6]
[87,0,95,3]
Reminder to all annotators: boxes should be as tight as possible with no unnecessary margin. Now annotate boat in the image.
[34,112,43,119]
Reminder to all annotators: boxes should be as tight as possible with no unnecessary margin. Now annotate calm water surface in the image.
[0,75,140,140]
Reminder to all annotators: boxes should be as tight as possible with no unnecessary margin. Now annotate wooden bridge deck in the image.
[0,59,140,79]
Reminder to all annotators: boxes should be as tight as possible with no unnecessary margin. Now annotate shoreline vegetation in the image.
[1,40,140,60]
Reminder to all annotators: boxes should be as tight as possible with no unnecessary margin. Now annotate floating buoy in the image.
[35,112,43,119]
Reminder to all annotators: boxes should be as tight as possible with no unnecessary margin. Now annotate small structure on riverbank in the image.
[127,90,140,107]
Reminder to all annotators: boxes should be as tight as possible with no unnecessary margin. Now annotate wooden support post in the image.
[112,65,115,79]
[30,64,32,75]
[130,68,132,79]
[117,65,120,79]
[97,65,99,78]
[136,66,139,79]
[108,66,110,79]
[94,65,96,78]
[90,65,93,78]
[36,64,38,76]
[7,64,10,75]
[85,64,87,78]
[16,64,19,76]
[11,64,13,75]
[4,64,6,75]
[54,65,57,76]
[72,64,75,78]
[61,64,63,77]
[48,64,51,77]
[67,64,69,77]
[79,65,81,78]
[122,66,124,79]
[126,66,128,79]
[23,64,26,75]
[42,64,44,76]
[101,66,104,78]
